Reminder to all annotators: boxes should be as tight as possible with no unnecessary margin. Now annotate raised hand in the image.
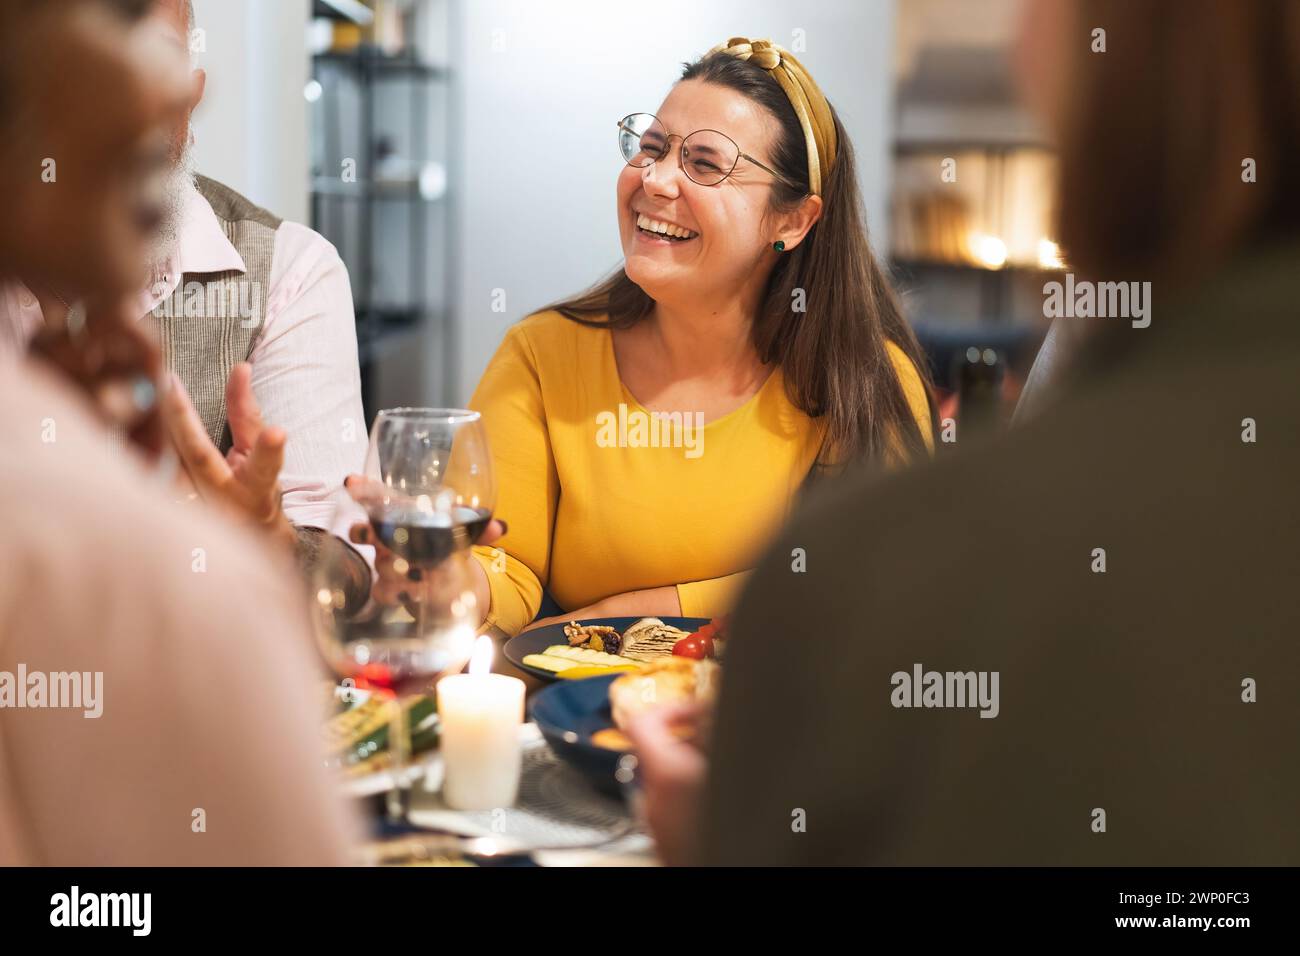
[162,362,296,549]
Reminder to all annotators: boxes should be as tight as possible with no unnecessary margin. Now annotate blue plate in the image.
[503,616,710,681]
[528,673,627,796]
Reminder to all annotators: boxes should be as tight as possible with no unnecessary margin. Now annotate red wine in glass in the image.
[369,504,494,566]
[332,633,462,696]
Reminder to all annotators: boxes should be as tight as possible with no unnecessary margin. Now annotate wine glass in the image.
[311,408,495,822]
[365,407,496,548]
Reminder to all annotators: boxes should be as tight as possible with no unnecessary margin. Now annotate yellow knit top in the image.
[469,310,932,636]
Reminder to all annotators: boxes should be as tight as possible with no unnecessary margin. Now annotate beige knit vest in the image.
[151,175,281,453]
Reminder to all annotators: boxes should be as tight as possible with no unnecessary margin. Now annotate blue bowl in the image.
[528,673,627,796]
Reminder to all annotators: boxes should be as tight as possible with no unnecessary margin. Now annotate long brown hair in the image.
[1055,0,1300,282]
[547,52,936,470]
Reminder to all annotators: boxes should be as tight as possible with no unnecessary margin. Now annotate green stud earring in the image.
[773,240,786,252]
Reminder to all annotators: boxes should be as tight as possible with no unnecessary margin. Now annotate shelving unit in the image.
[890,46,1060,393]
[308,1,452,420]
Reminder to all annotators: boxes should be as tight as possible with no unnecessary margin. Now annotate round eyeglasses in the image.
[616,112,801,190]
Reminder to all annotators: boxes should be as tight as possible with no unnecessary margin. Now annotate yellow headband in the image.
[708,36,838,196]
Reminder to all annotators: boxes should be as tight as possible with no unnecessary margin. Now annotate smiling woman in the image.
[465,37,936,638]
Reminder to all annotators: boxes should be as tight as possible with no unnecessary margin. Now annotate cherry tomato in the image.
[673,632,714,659]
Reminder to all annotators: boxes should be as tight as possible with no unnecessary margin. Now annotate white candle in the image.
[436,636,525,811]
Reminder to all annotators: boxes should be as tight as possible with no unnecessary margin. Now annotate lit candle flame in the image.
[468,634,494,677]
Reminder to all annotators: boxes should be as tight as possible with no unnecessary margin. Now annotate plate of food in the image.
[528,655,721,795]
[322,690,441,796]
[503,615,725,681]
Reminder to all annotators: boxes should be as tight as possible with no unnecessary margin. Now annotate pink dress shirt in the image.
[0,180,367,530]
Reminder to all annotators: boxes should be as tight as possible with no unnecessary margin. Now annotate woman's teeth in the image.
[636,213,698,241]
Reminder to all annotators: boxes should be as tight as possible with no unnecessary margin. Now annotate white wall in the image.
[190,0,310,224]
[448,0,897,401]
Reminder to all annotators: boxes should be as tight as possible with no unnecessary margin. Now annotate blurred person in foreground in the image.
[0,0,356,864]
[2,0,369,579]
[629,0,1300,865]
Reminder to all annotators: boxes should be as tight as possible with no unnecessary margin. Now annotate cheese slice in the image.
[521,653,580,673]
[522,647,643,674]
[543,645,641,668]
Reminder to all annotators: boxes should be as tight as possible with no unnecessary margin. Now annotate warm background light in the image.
[970,233,1008,269]
[1037,238,1064,270]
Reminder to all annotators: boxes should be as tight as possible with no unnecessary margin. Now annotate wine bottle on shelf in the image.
[955,345,1005,438]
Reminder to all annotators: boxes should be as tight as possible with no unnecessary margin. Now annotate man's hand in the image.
[162,362,296,549]
[624,702,710,866]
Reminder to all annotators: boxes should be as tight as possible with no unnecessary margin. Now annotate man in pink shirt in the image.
[1,0,367,559]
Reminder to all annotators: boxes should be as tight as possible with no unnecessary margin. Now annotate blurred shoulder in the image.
[0,362,302,642]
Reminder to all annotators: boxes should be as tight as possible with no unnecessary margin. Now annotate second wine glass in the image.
[312,408,495,822]
[365,407,496,551]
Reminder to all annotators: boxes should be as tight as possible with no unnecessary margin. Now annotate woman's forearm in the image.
[525,585,683,632]
[592,585,682,618]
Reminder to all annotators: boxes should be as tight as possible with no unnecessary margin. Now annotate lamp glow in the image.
[971,234,1008,269]
[1038,238,1064,269]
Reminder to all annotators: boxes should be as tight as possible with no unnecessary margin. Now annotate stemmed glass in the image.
[311,408,496,822]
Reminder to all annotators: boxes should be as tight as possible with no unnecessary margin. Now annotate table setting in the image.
[311,407,724,866]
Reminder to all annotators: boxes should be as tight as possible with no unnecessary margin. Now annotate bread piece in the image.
[609,657,719,730]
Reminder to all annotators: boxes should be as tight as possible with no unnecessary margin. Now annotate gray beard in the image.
[148,136,197,273]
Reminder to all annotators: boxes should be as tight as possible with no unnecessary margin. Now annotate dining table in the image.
[339,657,658,868]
